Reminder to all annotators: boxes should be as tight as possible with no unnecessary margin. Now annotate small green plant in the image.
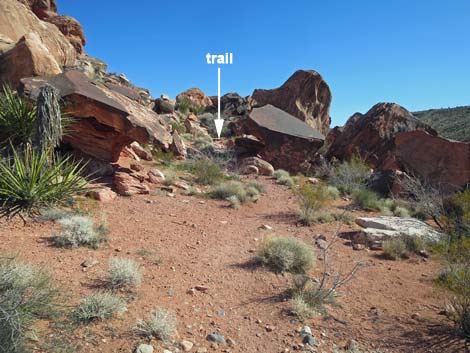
[133,308,177,341]
[256,236,315,274]
[208,181,247,203]
[382,238,410,260]
[0,85,37,146]
[227,195,241,209]
[0,147,89,218]
[106,258,143,289]
[171,121,186,134]
[175,98,190,114]
[53,215,107,249]
[295,183,331,226]
[273,169,295,187]
[0,257,57,353]
[73,292,127,323]
[329,155,371,193]
[352,188,382,211]
[177,158,225,185]
[247,181,266,194]
[291,294,316,321]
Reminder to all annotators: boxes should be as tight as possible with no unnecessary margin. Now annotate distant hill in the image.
[413,106,470,142]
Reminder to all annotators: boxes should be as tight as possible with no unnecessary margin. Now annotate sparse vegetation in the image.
[382,238,410,260]
[53,215,108,249]
[177,157,225,185]
[0,147,89,218]
[133,308,177,341]
[0,257,57,353]
[295,182,332,226]
[273,169,295,187]
[329,155,371,193]
[207,180,262,207]
[256,235,315,274]
[352,188,382,211]
[414,106,470,142]
[106,258,143,290]
[73,292,127,323]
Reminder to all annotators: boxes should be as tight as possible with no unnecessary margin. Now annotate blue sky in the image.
[59,0,470,126]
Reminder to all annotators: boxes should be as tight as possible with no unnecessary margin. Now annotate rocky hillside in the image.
[414,106,470,142]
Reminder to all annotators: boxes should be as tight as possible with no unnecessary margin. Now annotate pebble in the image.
[302,334,317,346]
[81,258,98,268]
[195,285,209,292]
[207,333,225,344]
[180,340,194,352]
[135,344,154,353]
[352,243,365,251]
[300,326,312,336]
[265,325,275,332]
[259,224,273,230]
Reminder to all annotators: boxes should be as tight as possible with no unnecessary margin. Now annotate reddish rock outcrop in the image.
[252,70,332,135]
[176,88,213,110]
[0,32,62,86]
[113,171,150,196]
[46,15,86,53]
[237,104,324,173]
[327,102,470,190]
[0,0,76,69]
[21,71,180,162]
[19,0,58,20]
[326,103,436,169]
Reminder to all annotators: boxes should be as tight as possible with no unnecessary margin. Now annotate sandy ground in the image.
[0,175,467,353]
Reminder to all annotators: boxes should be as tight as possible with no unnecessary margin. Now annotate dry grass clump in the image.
[208,180,263,208]
[73,292,127,323]
[295,182,332,226]
[382,238,410,260]
[256,235,315,274]
[273,169,295,187]
[106,258,143,289]
[52,215,108,249]
[133,308,177,341]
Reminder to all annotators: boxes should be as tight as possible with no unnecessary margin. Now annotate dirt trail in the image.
[0,177,460,353]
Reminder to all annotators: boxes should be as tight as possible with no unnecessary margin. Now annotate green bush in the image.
[0,258,57,353]
[73,292,127,323]
[329,156,371,193]
[0,147,89,218]
[247,181,266,194]
[382,238,410,260]
[208,181,247,203]
[351,188,383,211]
[273,169,295,187]
[295,183,331,226]
[177,158,225,185]
[257,236,315,274]
[53,215,107,249]
[133,308,177,341]
[175,98,190,114]
[106,258,143,289]
[0,85,36,146]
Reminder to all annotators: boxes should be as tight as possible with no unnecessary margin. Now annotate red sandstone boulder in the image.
[21,71,181,162]
[114,171,150,196]
[236,104,324,173]
[252,70,332,135]
[19,0,57,20]
[0,32,62,86]
[46,15,86,53]
[176,88,213,110]
[0,0,76,70]
[87,187,117,202]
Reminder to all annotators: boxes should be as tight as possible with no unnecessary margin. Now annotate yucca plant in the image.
[0,147,90,218]
[0,85,36,146]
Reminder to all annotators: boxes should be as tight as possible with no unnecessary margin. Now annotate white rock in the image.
[135,344,154,353]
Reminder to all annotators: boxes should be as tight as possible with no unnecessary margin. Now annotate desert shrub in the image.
[274,169,295,187]
[227,195,241,209]
[247,181,266,194]
[133,308,177,341]
[208,181,247,203]
[393,206,411,218]
[326,185,340,200]
[73,292,127,323]
[351,188,382,211]
[53,215,107,249]
[38,208,73,222]
[333,211,355,225]
[295,183,331,226]
[312,211,336,224]
[171,121,186,134]
[291,294,316,321]
[0,147,89,218]
[246,185,261,200]
[0,258,57,353]
[290,274,339,317]
[0,85,37,146]
[329,156,371,193]
[256,236,315,274]
[443,189,470,238]
[175,98,190,114]
[198,113,231,138]
[177,157,225,185]
[382,238,410,260]
[106,258,143,289]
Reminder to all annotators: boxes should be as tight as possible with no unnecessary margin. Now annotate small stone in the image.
[300,326,312,336]
[216,310,225,316]
[315,239,328,250]
[308,177,320,184]
[130,163,144,172]
[302,334,317,346]
[226,338,235,347]
[181,340,194,352]
[163,350,173,353]
[256,333,262,337]
[135,344,154,353]
[195,348,207,353]
[186,288,196,295]
[259,224,273,230]
[207,333,225,344]
[418,249,430,258]
[352,243,365,251]
[195,285,209,292]
[81,259,99,268]
[198,201,205,204]
[265,325,275,332]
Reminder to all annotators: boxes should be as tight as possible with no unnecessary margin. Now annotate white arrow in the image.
[214,67,224,138]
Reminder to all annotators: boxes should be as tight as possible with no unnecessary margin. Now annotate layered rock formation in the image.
[21,71,182,162]
[236,105,324,173]
[252,70,332,135]
[327,102,470,190]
